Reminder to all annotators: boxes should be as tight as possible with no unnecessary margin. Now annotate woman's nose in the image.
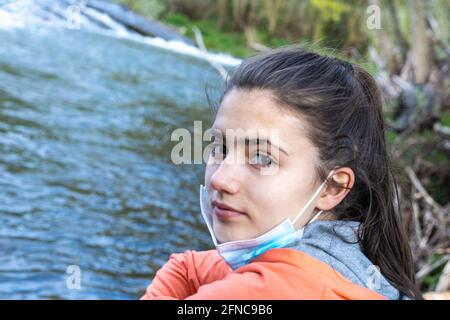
[209,159,240,195]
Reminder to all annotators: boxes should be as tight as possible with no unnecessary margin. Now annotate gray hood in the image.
[287,220,411,300]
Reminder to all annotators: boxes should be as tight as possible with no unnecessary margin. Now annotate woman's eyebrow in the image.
[244,138,289,156]
[209,128,289,156]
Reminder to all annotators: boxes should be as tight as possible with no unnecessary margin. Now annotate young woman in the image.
[141,46,422,300]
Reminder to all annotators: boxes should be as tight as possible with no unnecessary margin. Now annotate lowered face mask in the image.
[199,170,334,270]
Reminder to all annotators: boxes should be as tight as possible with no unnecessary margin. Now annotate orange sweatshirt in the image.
[141,248,386,300]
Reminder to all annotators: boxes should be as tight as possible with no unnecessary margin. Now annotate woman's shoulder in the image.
[180,247,386,299]
[145,246,386,299]
[290,220,403,299]
[141,249,232,299]
[246,247,387,300]
[172,249,232,282]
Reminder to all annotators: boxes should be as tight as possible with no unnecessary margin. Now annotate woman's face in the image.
[204,88,325,243]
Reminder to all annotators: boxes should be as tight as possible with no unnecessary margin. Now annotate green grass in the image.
[111,1,253,58]
[161,13,305,59]
[162,13,254,58]
[114,1,379,61]
[441,110,450,126]
[386,131,398,144]
[423,254,447,291]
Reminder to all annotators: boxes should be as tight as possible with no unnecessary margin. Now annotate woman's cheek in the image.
[204,163,216,186]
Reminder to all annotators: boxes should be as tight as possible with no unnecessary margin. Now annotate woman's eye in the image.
[211,143,226,159]
[251,152,275,168]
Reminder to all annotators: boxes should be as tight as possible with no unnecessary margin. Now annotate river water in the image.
[0,0,237,299]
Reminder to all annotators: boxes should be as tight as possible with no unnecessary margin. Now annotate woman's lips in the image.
[212,201,245,220]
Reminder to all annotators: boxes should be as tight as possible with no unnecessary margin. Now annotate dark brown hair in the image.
[208,45,422,299]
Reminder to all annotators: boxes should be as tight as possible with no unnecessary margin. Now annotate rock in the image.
[86,0,196,47]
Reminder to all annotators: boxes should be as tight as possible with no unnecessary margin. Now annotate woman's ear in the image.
[316,167,355,211]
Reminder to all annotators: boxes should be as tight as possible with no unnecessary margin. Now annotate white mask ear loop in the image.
[308,209,324,224]
[291,170,335,226]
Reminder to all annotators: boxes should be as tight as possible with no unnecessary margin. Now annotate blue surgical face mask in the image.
[199,170,335,270]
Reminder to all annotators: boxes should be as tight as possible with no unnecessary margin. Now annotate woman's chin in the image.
[213,225,254,243]
[214,227,234,244]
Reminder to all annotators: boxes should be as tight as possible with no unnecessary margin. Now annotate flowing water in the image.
[0,0,238,299]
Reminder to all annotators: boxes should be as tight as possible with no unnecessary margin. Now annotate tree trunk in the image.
[232,0,242,31]
[409,0,433,84]
[386,0,408,62]
[217,0,228,30]
[266,0,281,36]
